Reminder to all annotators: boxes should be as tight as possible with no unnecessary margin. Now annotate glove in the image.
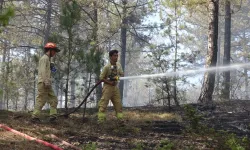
[50,63,57,73]
[109,81,116,86]
[113,76,119,81]
[108,75,120,81]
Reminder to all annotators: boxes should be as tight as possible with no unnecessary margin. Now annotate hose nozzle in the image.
[114,76,119,81]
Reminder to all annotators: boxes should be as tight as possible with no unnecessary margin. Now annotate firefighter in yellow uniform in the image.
[98,50,124,123]
[31,42,60,123]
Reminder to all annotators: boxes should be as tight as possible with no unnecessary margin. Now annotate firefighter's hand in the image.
[113,76,119,81]
[44,81,51,89]
[109,81,116,86]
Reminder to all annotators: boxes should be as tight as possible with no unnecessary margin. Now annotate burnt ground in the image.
[189,100,250,137]
[0,100,250,150]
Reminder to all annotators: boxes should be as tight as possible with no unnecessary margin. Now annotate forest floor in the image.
[0,100,250,150]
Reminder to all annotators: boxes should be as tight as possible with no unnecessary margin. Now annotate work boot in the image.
[97,117,106,125]
[116,113,125,126]
[30,117,41,123]
[116,113,124,120]
[97,112,106,124]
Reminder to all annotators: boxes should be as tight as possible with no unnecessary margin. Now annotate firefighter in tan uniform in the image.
[98,50,124,123]
[31,42,60,123]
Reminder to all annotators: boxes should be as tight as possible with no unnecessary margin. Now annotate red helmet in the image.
[44,42,60,52]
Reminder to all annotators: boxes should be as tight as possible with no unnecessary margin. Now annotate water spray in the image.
[119,63,250,80]
[61,63,250,117]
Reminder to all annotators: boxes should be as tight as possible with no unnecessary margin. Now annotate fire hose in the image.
[59,80,103,117]
[0,124,63,150]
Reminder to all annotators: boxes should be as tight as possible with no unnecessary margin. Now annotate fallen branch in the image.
[0,124,63,150]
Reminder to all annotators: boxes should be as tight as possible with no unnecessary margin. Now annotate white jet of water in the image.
[120,63,250,80]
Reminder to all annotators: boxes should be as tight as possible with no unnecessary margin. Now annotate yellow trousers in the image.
[32,82,58,118]
[98,84,123,121]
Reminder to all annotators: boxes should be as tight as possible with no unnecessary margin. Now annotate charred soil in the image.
[0,100,250,150]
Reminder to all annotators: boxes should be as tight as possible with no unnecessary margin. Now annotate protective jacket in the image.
[32,54,58,119]
[98,62,124,122]
[38,54,51,85]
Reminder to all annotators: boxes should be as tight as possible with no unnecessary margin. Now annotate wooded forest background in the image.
[0,0,248,111]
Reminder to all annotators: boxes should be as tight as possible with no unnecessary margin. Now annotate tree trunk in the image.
[0,0,3,10]
[24,89,28,110]
[44,0,52,45]
[243,32,248,99]
[244,67,248,99]
[215,35,221,98]
[65,40,72,111]
[65,78,69,110]
[119,0,128,104]
[24,47,31,110]
[60,82,63,108]
[173,1,179,106]
[222,0,231,100]
[33,70,36,107]
[70,79,75,107]
[0,0,3,110]
[5,45,10,110]
[83,73,92,118]
[92,1,102,105]
[95,77,102,106]
[198,0,219,103]
[15,96,18,111]
[0,42,6,110]
[65,30,73,111]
